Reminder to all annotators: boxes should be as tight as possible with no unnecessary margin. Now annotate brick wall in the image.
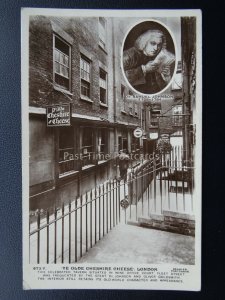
[29,16,115,122]
[29,16,54,107]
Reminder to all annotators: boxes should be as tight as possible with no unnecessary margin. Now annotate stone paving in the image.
[79,223,195,265]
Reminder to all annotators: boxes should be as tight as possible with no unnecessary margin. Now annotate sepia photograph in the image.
[122,20,176,94]
[22,9,202,290]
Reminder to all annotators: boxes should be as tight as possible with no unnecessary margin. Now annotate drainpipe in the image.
[112,19,118,177]
[140,102,143,159]
[112,19,117,151]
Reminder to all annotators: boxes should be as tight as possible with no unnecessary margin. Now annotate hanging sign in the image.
[149,132,159,140]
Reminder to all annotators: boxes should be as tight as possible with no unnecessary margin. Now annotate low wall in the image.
[138,211,195,236]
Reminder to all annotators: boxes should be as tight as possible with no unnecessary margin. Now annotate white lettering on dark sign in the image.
[47,105,71,127]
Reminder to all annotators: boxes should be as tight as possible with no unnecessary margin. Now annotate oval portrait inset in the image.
[122,20,176,95]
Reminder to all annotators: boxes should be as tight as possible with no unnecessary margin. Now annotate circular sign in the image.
[133,127,143,138]
[120,197,129,209]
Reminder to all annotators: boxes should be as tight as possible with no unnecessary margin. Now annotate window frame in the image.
[172,105,183,126]
[80,54,91,100]
[58,126,78,177]
[53,34,71,92]
[99,68,108,105]
[97,128,108,163]
[80,127,95,168]
[98,17,107,50]
[150,109,161,127]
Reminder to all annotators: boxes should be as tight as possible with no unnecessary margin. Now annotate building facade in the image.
[29,16,150,211]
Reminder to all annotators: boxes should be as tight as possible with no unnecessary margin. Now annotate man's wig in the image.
[135,29,166,51]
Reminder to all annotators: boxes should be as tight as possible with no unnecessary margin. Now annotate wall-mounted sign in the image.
[149,132,158,140]
[47,104,71,127]
[133,127,143,138]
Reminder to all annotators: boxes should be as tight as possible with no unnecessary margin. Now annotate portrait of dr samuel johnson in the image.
[123,21,176,94]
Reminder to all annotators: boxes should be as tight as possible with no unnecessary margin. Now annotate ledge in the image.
[100,102,108,108]
[98,44,108,55]
[98,160,108,165]
[163,210,195,221]
[29,106,46,115]
[82,164,95,171]
[79,45,93,61]
[80,96,93,103]
[59,170,79,179]
[53,85,73,96]
[72,113,102,121]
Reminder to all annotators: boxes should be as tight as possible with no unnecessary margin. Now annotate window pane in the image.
[59,52,63,64]
[64,55,68,66]
[100,69,106,80]
[83,71,87,81]
[100,87,106,103]
[80,57,90,82]
[61,65,65,76]
[100,69,107,92]
[61,65,69,78]
[55,62,60,73]
[65,67,69,78]
[83,61,86,71]
[55,36,69,55]
[99,18,106,49]
[62,54,66,65]
[55,74,69,90]
[81,79,90,97]
[100,78,106,88]
[59,127,75,174]
[55,49,60,62]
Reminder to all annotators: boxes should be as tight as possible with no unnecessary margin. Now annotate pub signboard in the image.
[46,104,71,127]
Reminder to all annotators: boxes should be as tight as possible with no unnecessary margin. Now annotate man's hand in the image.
[141,61,159,75]
[160,65,171,82]
[161,65,170,76]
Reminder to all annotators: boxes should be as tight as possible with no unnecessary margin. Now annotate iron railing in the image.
[29,146,194,264]
[29,179,123,264]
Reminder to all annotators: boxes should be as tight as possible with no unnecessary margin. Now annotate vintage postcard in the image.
[22,8,202,290]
